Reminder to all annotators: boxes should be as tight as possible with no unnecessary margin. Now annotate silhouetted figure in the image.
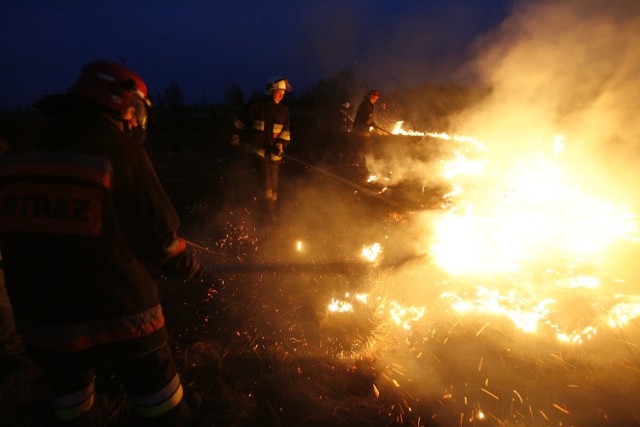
[0,60,201,426]
[349,89,380,176]
[231,77,293,221]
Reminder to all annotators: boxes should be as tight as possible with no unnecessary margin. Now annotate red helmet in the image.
[68,60,151,119]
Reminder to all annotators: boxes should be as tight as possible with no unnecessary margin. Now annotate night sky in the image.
[0,0,512,110]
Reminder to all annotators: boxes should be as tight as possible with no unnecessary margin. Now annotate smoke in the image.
[363,0,640,280]
[352,0,640,413]
[449,0,640,282]
[292,1,510,97]
[457,0,640,201]
[367,1,640,203]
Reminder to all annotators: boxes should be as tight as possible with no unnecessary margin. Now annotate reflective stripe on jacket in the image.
[18,304,165,353]
[233,96,291,149]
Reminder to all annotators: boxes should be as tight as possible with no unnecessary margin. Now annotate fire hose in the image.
[282,153,399,207]
[233,139,394,206]
[340,110,354,123]
[339,108,392,135]
[373,123,393,135]
[185,239,427,273]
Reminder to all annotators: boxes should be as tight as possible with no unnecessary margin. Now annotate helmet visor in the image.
[133,100,149,130]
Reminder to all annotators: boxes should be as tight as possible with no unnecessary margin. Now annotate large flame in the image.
[330,121,639,346]
[431,134,637,276]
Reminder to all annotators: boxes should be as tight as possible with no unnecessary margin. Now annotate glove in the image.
[230,134,240,147]
[270,142,284,162]
[161,250,202,282]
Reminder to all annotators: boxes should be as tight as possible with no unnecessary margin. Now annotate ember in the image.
[3,3,640,426]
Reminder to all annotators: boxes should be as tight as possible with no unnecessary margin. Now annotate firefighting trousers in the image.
[44,343,189,426]
[255,154,280,201]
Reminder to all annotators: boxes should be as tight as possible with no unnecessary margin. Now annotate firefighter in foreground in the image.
[0,60,200,426]
[231,77,292,220]
[0,136,29,376]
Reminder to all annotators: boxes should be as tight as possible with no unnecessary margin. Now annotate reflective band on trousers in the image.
[54,378,96,421]
[129,373,184,418]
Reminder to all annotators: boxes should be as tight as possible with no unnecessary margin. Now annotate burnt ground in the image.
[2,114,640,426]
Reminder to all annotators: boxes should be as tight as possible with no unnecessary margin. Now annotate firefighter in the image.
[339,102,351,132]
[231,77,292,220]
[0,60,200,426]
[352,89,379,138]
[0,136,29,376]
[349,89,380,175]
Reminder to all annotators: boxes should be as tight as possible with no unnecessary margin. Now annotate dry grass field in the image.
[2,110,640,426]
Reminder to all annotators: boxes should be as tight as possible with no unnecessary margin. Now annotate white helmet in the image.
[265,77,293,95]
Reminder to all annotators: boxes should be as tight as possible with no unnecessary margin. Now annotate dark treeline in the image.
[0,69,489,162]
[148,68,488,132]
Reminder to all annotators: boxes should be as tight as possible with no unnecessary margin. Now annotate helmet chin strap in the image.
[127,124,147,145]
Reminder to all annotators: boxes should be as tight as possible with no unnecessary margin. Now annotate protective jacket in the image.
[233,96,291,159]
[352,98,376,137]
[0,96,192,367]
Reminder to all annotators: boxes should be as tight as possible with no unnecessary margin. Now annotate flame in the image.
[326,276,427,332]
[336,122,640,346]
[430,137,637,276]
[387,301,426,331]
[328,297,353,313]
[607,295,640,328]
[328,295,427,332]
[355,293,369,304]
[361,243,382,263]
[328,292,370,314]
[442,287,554,333]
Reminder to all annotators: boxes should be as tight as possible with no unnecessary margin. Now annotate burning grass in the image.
[3,125,640,426]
